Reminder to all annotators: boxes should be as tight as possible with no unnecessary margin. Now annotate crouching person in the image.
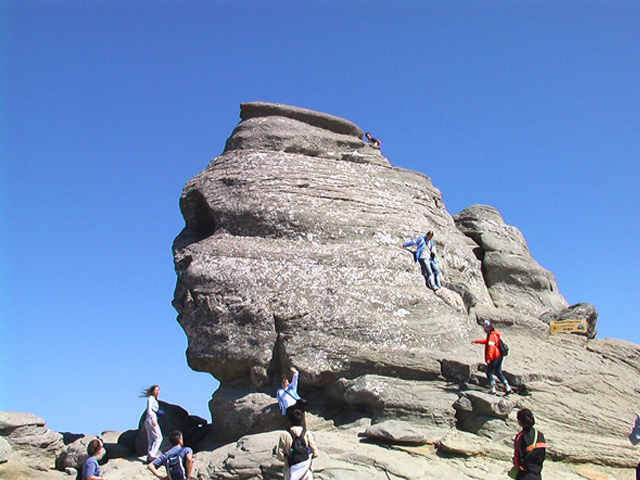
[148,431,193,480]
[276,409,319,480]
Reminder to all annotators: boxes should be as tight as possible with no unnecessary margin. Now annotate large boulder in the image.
[55,434,105,471]
[453,204,568,317]
[135,401,210,455]
[172,103,640,471]
[0,412,64,471]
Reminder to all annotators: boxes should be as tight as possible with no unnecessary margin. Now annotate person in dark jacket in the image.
[512,408,547,480]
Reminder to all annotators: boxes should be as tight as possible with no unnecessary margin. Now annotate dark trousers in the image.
[486,356,508,385]
[516,471,541,480]
[636,460,639,480]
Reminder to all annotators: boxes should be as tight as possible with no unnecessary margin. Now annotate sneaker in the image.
[505,388,514,396]
[489,387,497,395]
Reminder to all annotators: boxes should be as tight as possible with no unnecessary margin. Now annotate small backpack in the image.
[165,449,185,480]
[287,429,310,466]
[498,338,509,357]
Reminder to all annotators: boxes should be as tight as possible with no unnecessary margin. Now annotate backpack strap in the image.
[523,429,538,460]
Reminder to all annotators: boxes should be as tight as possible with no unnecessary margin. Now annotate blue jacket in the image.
[402,235,434,263]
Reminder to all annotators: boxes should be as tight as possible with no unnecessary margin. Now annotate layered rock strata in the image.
[172,102,640,469]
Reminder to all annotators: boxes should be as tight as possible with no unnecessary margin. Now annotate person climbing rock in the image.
[277,367,307,423]
[510,408,547,479]
[364,132,380,148]
[401,231,442,291]
[472,320,513,395]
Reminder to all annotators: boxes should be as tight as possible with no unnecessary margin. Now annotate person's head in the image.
[281,374,290,389]
[290,408,304,427]
[483,319,493,334]
[140,385,160,398]
[517,408,535,428]
[425,231,434,240]
[365,132,372,140]
[169,431,184,447]
[87,439,103,457]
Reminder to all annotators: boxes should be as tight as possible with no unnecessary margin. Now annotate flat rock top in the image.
[239,101,364,138]
[0,412,45,431]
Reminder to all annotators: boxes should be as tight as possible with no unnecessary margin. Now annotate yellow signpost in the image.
[549,319,588,335]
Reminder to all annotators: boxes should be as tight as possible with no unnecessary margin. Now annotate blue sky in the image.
[1,1,638,436]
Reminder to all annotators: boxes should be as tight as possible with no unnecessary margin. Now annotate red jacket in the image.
[474,330,501,363]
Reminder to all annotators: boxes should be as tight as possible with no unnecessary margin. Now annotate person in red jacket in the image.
[472,320,513,395]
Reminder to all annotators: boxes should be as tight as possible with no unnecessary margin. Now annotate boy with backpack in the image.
[148,431,193,480]
[276,409,319,480]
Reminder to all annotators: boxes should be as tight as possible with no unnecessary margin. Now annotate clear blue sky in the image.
[1,1,638,436]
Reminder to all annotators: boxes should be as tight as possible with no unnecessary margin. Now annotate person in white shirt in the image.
[277,367,306,421]
[140,384,164,462]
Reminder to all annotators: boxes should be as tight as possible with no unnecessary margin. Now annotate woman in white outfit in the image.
[140,385,163,462]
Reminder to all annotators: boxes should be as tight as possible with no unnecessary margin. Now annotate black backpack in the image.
[498,338,509,357]
[165,448,186,480]
[287,429,310,466]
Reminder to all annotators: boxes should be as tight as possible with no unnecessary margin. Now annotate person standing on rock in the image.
[510,408,547,479]
[401,231,442,291]
[140,385,164,462]
[276,408,319,480]
[148,431,193,480]
[277,367,307,422]
[472,320,513,395]
[81,438,107,480]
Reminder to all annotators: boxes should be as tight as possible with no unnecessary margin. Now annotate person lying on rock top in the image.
[364,132,381,148]
[472,320,513,395]
[401,230,442,291]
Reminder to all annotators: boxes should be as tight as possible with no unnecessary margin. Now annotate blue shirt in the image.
[151,445,193,472]
[81,456,101,480]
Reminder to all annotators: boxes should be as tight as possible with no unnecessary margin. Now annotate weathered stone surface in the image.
[0,435,11,463]
[362,420,428,445]
[0,412,64,471]
[170,103,640,474]
[207,386,286,447]
[55,434,104,471]
[454,204,568,316]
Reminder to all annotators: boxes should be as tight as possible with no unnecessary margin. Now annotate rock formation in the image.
[2,102,637,480]
[170,101,640,477]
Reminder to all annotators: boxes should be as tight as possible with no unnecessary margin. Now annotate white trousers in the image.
[145,417,162,458]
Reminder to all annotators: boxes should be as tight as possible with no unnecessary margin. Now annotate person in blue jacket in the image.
[401,231,442,291]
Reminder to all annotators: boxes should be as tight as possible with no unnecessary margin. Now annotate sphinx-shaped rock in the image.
[172,103,640,470]
[173,102,492,396]
[453,204,568,316]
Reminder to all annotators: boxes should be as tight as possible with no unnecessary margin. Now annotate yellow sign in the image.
[549,319,588,335]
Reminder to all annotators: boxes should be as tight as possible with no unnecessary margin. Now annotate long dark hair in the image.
[139,385,159,398]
